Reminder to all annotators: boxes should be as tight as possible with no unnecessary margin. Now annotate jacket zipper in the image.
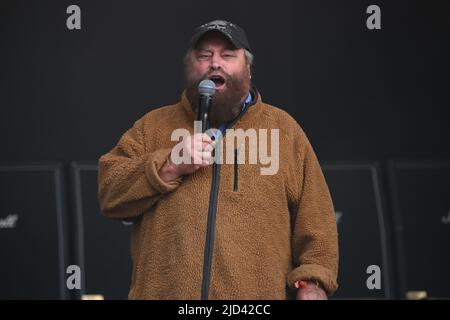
[233,149,239,192]
[200,161,221,300]
[200,95,254,300]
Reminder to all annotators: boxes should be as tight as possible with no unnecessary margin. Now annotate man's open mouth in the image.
[209,75,226,89]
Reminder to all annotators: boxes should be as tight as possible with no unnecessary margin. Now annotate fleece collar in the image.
[180,86,263,128]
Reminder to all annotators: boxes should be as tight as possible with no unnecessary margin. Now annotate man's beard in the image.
[185,66,251,128]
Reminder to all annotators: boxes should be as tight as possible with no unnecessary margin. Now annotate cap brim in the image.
[190,29,242,50]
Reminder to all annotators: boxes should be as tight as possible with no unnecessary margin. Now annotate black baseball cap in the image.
[188,20,252,53]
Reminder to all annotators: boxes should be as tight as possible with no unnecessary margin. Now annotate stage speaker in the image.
[322,163,394,299]
[388,161,450,299]
[0,163,68,299]
[71,162,132,300]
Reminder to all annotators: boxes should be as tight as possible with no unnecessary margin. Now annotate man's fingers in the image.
[203,142,215,153]
[201,150,212,159]
[296,287,328,300]
[193,133,213,143]
[201,151,214,165]
[191,150,213,166]
[192,154,204,165]
[201,133,213,143]
[191,137,214,152]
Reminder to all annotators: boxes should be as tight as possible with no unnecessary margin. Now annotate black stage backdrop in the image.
[1,0,449,300]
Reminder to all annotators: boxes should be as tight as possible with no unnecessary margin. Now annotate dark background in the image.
[2,0,449,162]
[1,0,449,299]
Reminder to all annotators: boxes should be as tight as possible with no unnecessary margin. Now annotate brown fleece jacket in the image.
[98,88,339,300]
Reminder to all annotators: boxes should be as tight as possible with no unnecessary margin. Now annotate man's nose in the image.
[210,55,222,70]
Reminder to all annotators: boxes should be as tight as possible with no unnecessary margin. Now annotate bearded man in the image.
[98,20,339,300]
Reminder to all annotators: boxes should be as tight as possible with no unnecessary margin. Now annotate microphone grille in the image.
[198,79,216,96]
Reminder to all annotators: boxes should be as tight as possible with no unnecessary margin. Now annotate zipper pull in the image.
[233,148,239,192]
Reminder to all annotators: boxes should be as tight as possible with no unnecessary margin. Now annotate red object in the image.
[294,280,308,289]
[294,279,320,289]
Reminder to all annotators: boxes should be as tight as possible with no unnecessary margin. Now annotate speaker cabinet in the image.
[388,161,450,299]
[322,163,394,299]
[71,162,132,300]
[0,163,68,299]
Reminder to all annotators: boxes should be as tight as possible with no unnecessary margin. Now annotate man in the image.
[98,20,338,300]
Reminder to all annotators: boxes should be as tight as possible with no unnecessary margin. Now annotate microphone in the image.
[197,79,216,133]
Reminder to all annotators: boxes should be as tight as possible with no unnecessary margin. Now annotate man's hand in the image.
[295,281,328,300]
[159,133,215,182]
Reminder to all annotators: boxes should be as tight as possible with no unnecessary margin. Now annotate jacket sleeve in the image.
[286,133,339,296]
[98,118,183,221]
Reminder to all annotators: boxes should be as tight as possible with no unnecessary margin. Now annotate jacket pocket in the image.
[233,148,238,192]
